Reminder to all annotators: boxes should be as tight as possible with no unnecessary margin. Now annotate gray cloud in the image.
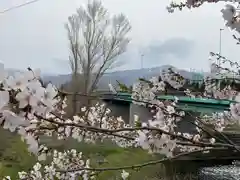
[140,38,194,63]
[0,0,237,74]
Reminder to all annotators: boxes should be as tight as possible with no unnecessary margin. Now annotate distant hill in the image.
[0,65,205,91]
[42,65,205,90]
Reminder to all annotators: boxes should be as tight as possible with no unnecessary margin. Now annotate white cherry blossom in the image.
[121,170,129,180]
[7,72,29,91]
[42,83,58,108]
[0,59,239,179]
[0,1,239,179]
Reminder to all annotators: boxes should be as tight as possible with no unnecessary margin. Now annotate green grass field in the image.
[0,129,165,179]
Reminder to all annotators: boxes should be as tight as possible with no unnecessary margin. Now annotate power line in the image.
[0,0,42,14]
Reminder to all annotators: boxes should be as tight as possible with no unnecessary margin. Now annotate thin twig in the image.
[57,148,223,173]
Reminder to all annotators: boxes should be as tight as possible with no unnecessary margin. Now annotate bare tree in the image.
[65,0,131,115]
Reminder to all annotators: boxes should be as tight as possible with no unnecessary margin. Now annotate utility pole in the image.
[219,28,224,66]
[141,54,144,69]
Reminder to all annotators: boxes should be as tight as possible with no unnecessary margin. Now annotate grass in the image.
[93,148,165,180]
[0,130,165,179]
[0,133,36,179]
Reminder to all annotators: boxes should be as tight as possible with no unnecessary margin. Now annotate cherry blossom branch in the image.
[210,52,240,70]
[34,115,135,140]
[55,92,240,151]
[56,147,225,173]
[195,116,240,152]
[186,111,236,145]
[33,113,240,150]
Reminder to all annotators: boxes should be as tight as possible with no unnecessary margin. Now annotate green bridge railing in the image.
[101,92,235,114]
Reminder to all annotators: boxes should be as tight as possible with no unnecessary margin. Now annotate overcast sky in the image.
[0,0,239,74]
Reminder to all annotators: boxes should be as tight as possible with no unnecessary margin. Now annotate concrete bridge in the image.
[101,92,233,133]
